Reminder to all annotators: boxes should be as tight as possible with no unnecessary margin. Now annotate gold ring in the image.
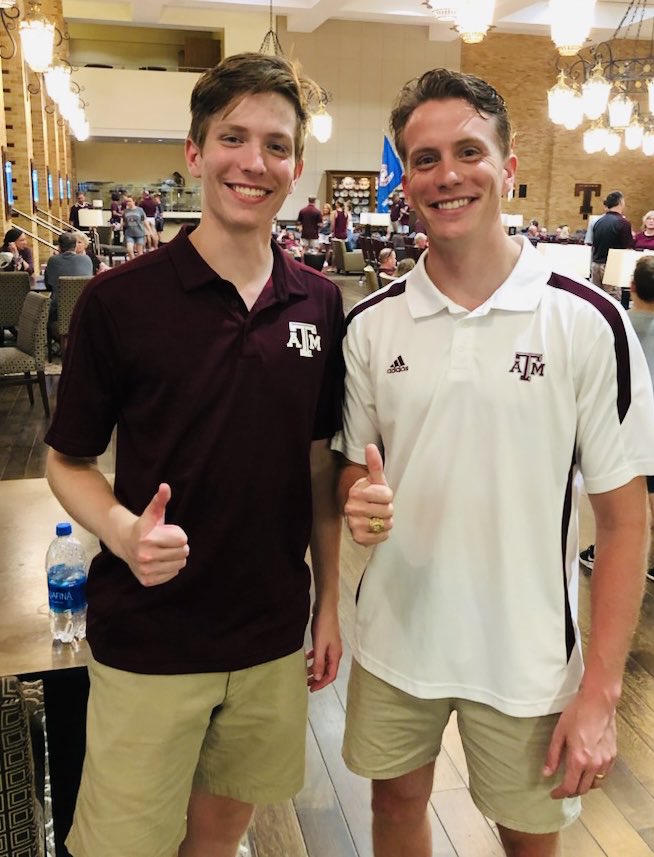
[368,516,385,534]
[593,773,606,781]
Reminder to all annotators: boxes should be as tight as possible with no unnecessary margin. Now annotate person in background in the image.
[122,195,147,260]
[1,228,34,282]
[109,192,123,245]
[395,257,415,277]
[556,225,570,242]
[591,191,634,297]
[139,190,159,251]
[389,192,402,234]
[297,195,322,250]
[69,192,91,230]
[153,193,165,241]
[345,201,356,250]
[44,231,93,329]
[45,52,344,857]
[413,232,428,250]
[335,66,654,857]
[634,210,654,251]
[73,232,109,276]
[332,200,349,244]
[377,247,396,276]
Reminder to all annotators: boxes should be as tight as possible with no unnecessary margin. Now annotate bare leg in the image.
[647,493,654,569]
[371,762,434,857]
[498,826,561,857]
[125,241,135,260]
[178,790,254,857]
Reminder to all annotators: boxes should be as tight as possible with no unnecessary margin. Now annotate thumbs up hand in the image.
[344,444,394,545]
[121,483,190,587]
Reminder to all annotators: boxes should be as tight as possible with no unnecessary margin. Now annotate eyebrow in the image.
[215,122,293,142]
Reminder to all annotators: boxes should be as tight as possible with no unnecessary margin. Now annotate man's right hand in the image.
[122,483,189,587]
[344,444,394,546]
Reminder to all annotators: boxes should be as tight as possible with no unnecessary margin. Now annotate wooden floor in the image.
[1,273,653,856]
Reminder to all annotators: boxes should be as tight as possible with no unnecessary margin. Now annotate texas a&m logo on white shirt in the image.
[509,352,545,382]
[286,322,321,357]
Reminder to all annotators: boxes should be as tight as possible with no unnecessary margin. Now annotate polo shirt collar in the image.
[167,224,309,300]
[405,235,550,319]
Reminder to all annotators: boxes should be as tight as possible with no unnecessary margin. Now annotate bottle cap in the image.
[55,522,72,537]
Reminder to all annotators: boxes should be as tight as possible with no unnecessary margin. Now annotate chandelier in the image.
[259,0,333,143]
[547,0,654,156]
[0,0,89,141]
[422,0,495,45]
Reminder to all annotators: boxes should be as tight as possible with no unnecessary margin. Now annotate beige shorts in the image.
[66,649,308,857]
[343,659,581,835]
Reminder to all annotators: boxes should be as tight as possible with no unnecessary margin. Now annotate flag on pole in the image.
[376,135,404,213]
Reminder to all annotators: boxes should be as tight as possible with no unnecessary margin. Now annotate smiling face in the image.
[401,98,517,248]
[185,91,302,239]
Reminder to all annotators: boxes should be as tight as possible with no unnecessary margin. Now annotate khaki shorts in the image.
[343,659,581,835]
[66,649,308,857]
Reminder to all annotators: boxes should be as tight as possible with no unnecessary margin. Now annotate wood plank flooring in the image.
[1,273,653,856]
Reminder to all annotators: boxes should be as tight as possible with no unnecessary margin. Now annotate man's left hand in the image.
[543,689,617,798]
[306,607,342,693]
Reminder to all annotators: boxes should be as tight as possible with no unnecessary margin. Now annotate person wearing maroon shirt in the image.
[297,195,322,249]
[45,52,343,857]
[138,189,159,250]
[591,191,634,297]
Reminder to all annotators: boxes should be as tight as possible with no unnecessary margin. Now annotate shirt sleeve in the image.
[576,306,654,493]
[331,313,381,464]
[45,283,122,457]
[312,286,345,440]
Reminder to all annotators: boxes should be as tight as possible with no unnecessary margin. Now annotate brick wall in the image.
[461,33,654,233]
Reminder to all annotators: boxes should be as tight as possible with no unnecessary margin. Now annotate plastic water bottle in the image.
[46,522,88,644]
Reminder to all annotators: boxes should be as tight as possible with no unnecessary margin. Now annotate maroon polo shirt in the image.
[45,226,344,674]
[297,204,322,240]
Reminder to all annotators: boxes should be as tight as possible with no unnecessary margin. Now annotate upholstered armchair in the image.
[49,276,90,360]
[331,239,364,274]
[0,271,31,346]
[0,292,51,417]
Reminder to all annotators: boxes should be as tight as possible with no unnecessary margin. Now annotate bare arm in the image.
[46,448,189,587]
[306,439,342,691]
[545,476,647,797]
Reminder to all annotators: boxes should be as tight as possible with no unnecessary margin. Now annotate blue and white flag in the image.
[376,135,404,213]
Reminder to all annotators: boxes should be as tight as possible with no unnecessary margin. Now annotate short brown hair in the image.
[189,52,319,162]
[390,68,512,163]
[633,255,654,303]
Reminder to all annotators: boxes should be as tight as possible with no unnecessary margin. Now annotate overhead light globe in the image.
[581,64,612,119]
[310,107,332,143]
[624,116,644,150]
[455,0,494,44]
[550,0,596,56]
[548,72,582,127]
[643,129,654,155]
[604,130,621,156]
[608,92,634,128]
[44,64,72,103]
[19,15,54,73]
[648,79,654,114]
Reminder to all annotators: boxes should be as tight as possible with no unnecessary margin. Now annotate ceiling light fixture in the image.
[548,0,654,156]
[258,0,334,143]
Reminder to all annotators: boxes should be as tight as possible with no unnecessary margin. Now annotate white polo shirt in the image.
[333,238,654,717]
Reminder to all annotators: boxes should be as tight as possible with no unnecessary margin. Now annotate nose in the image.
[432,156,461,189]
[240,141,266,174]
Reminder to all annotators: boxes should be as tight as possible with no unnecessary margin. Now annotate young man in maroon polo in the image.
[45,53,344,857]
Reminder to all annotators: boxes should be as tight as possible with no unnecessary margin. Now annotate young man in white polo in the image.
[45,53,344,857]
[334,68,654,857]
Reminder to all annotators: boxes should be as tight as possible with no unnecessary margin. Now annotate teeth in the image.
[436,198,471,210]
[231,185,267,198]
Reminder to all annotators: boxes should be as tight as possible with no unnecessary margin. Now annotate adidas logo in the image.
[387,355,409,374]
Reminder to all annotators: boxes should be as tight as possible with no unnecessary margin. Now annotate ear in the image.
[185,138,202,179]
[502,153,518,197]
[288,159,304,195]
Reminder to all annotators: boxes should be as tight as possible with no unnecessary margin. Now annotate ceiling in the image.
[62,0,654,43]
